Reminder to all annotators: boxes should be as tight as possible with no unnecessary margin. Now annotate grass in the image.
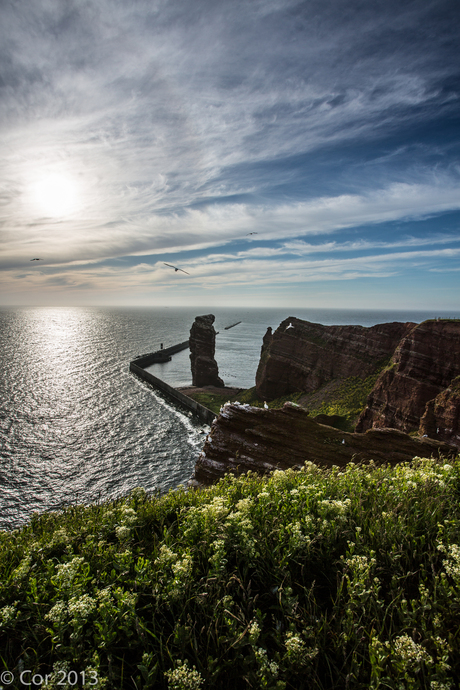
[1,457,460,688]
[305,372,383,432]
[186,388,303,415]
[187,358,389,428]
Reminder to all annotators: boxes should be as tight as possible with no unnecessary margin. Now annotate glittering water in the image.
[1,305,458,529]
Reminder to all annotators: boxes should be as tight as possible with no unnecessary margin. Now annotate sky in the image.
[1,0,460,309]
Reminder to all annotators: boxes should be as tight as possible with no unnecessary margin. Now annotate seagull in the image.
[246,232,258,236]
[264,401,269,409]
[285,322,294,331]
[163,263,190,275]
[30,258,41,261]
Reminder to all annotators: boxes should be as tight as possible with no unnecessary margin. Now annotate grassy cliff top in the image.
[1,457,460,688]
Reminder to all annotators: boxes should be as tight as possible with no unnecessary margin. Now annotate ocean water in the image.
[1,305,458,529]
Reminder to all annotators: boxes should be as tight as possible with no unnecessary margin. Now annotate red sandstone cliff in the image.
[255,317,414,401]
[356,320,460,436]
[419,376,460,447]
[193,402,455,485]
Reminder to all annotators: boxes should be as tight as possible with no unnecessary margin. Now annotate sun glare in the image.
[30,173,80,218]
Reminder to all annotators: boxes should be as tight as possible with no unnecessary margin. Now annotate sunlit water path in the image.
[1,305,458,529]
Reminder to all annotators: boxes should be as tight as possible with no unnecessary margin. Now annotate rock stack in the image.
[189,314,224,388]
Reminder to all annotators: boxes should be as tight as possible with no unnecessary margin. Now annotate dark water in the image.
[1,305,458,529]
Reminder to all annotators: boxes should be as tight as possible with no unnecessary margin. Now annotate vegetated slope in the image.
[1,459,460,689]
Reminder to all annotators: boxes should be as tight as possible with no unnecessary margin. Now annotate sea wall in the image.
[129,360,217,425]
[133,341,189,368]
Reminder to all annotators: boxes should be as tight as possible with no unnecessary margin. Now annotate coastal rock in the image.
[193,402,455,485]
[255,318,414,401]
[419,376,460,447]
[356,320,460,438]
[189,314,224,388]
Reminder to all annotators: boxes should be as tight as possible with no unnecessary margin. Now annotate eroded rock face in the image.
[419,376,460,447]
[356,321,460,437]
[189,314,224,388]
[193,402,455,485]
[255,318,414,401]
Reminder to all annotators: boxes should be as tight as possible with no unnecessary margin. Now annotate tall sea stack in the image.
[189,314,224,387]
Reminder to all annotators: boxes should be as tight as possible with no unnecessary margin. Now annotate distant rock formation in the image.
[193,402,455,485]
[255,317,414,401]
[356,320,460,439]
[189,314,224,388]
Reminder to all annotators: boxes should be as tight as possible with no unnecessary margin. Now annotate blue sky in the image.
[1,0,460,308]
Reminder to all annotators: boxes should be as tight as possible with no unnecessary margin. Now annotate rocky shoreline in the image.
[184,315,460,485]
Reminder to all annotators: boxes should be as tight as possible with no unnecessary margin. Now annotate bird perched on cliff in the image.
[285,322,294,330]
[264,401,269,409]
[163,263,190,275]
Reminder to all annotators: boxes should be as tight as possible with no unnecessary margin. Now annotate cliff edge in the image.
[356,320,460,439]
[193,402,455,485]
[255,318,414,401]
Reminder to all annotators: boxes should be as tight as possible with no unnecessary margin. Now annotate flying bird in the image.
[246,232,258,236]
[163,263,190,275]
[285,322,294,330]
[30,258,41,261]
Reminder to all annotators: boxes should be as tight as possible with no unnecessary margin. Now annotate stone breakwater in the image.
[129,343,217,426]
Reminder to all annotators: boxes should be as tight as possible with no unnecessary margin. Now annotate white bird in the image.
[285,322,294,330]
[163,263,190,275]
[264,401,269,409]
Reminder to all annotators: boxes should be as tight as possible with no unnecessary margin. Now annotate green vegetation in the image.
[305,364,389,432]
[2,458,460,688]
[186,388,303,414]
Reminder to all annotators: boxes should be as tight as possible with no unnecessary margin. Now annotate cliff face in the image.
[193,402,455,485]
[419,376,460,447]
[356,321,460,435]
[189,314,224,388]
[255,318,414,401]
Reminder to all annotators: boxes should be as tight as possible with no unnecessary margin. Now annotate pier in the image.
[130,342,217,425]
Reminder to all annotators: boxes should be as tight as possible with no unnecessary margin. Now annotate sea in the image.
[1,305,458,530]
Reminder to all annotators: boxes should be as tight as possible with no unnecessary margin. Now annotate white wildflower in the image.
[115,525,131,541]
[444,544,460,581]
[392,634,433,671]
[54,556,86,589]
[155,545,178,568]
[120,506,137,526]
[248,621,261,645]
[68,594,96,622]
[235,497,252,512]
[46,600,68,625]
[0,602,18,627]
[165,659,204,690]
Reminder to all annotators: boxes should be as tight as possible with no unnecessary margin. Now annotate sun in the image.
[29,173,80,218]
